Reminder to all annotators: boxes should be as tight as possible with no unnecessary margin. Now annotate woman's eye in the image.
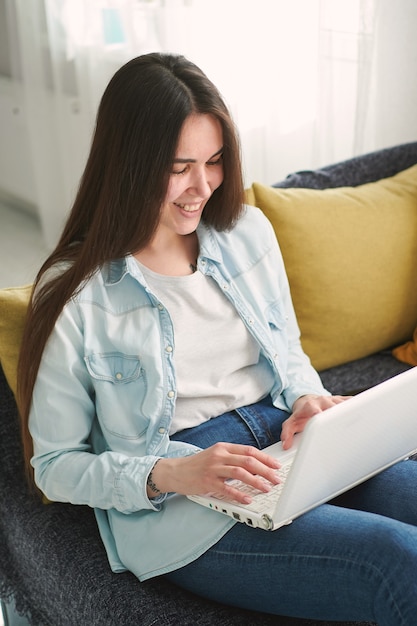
[207,156,223,166]
[171,155,222,175]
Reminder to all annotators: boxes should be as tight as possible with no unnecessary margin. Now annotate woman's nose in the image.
[189,169,211,196]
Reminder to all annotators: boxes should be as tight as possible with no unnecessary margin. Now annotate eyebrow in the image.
[173,146,224,164]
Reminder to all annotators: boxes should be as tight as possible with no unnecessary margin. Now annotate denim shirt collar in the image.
[102,220,223,286]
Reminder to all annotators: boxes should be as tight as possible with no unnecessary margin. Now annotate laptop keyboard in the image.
[216,460,293,514]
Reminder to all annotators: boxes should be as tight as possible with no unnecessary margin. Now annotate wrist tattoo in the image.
[147,459,162,495]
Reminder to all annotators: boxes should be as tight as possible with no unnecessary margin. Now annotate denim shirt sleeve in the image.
[29,299,194,514]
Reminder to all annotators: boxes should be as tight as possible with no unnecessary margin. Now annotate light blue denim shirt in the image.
[29,205,329,581]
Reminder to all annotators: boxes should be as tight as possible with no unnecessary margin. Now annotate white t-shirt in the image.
[137,262,274,434]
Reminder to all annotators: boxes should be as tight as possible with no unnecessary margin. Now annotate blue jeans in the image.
[169,397,417,625]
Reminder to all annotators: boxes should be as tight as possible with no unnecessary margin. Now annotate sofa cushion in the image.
[246,164,417,371]
[0,284,32,395]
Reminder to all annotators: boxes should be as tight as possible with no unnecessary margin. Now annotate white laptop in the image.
[187,367,417,530]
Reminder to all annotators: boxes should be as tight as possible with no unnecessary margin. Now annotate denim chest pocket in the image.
[85,352,142,383]
[85,352,148,439]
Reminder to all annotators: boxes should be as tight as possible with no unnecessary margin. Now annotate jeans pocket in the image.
[234,398,289,449]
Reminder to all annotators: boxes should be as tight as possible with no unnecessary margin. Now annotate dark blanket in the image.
[0,365,375,626]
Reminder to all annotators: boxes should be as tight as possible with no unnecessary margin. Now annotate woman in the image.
[18,53,417,624]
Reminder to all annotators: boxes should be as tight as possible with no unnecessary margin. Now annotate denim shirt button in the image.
[167,390,175,399]
[115,372,123,380]
[158,303,164,310]
[158,427,166,435]
[165,345,173,353]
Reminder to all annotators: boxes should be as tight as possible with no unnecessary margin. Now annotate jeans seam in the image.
[210,548,406,625]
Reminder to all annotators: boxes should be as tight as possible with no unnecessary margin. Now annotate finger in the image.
[210,452,278,495]
[241,448,281,472]
[281,431,293,450]
[213,445,281,480]
[214,451,282,502]
[197,444,282,499]
[333,394,353,403]
[280,417,304,449]
[226,459,281,488]
[220,443,281,469]
[320,394,352,408]
[222,469,281,505]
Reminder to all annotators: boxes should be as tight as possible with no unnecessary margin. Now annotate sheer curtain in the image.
[5,0,417,248]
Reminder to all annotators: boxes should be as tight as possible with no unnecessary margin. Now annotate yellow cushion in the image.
[0,284,32,395]
[244,185,256,206]
[392,328,417,366]
[0,284,52,504]
[245,164,417,371]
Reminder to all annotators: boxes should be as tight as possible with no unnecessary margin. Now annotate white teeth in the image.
[176,203,199,212]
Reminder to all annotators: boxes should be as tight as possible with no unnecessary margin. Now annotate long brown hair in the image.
[17,52,244,480]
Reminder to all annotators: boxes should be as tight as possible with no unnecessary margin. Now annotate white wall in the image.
[0,77,37,211]
[372,0,417,148]
[0,0,38,212]
[1,0,417,248]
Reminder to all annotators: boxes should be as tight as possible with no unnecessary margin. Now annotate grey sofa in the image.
[1,142,417,626]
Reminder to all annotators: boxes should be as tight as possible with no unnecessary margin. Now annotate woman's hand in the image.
[281,394,351,450]
[149,443,282,505]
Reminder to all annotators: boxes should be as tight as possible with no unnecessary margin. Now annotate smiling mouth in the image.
[174,202,202,213]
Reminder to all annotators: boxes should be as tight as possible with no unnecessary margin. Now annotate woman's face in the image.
[158,113,224,239]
